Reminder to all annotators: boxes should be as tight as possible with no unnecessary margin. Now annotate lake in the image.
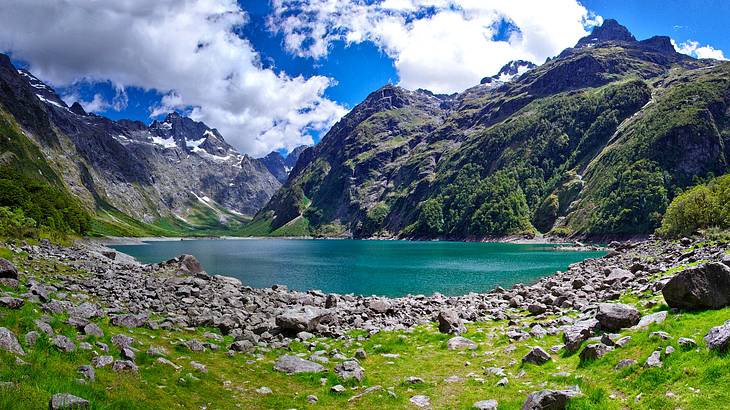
[110,239,605,297]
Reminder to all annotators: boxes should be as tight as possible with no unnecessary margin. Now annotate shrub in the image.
[657,174,730,237]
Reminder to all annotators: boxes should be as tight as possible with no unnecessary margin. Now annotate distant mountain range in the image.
[253,19,729,239]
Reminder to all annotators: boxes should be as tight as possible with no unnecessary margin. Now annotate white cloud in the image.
[269,0,602,93]
[0,0,347,156]
[673,39,727,60]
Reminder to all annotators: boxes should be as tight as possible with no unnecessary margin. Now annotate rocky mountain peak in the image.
[148,112,234,156]
[480,60,537,84]
[258,145,309,184]
[69,101,87,116]
[575,19,636,48]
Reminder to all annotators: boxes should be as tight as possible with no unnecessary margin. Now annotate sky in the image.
[0,0,727,157]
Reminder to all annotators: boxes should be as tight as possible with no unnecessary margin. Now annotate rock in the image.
[77,365,95,382]
[335,359,364,382]
[522,389,580,410]
[563,319,599,352]
[190,361,208,373]
[256,386,272,395]
[121,347,136,362]
[83,323,104,338]
[275,307,332,333]
[156,357,181,370]
[25,331,39,346]
[595,304,640,331]
[522,347,551,365]
[677,337,697,349]
[91,355,114,368]
[474,400,498,410]
[178,254,204,274]
[0,328,24,356]
[635,311,667,328]
[30,284,50,302]
[496,377,509,386]
[368,299,391,314]
[185,339,205,352]
[406,376,424,384]
[447,336,477,350]
[229,340,254,353]
[330,384,346,393]
[606,268,633,284]
[355,348,367,359]
[348,385,382,402]
[51,335,76,353]
[649,331,671,340]
[662,263,730,309]
[35,320,54,336]
[111,334,134,350]
[645,350,662,367]
[0,296,23,309]
[112,360,139,373]
[111,313,148,328]
[615,359,637,370]
[579,343,613,362]
[273,355,324,374]
[296,331,315,341]
[665,345,675,355]
[68,302,103,319]
[438,310,466,334]
[528,303,547,316]
[325,294,338,308]
[409,395,430,408]
[49,393,89,409]
[704,320,730,351]
[307,394,318,403]
[0,258,18,279]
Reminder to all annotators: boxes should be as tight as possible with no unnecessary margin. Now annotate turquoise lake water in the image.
[111,239,605,297]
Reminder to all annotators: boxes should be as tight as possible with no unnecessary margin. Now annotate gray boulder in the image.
[51,335,76,353]
[335,359,364,382]
[0,296,23,309]
[77,365,95,382]
[474,400,498,410]
[595,304,640,331]
[0,327,24,356]
[634,311,667,328]
[273,355,324,374]
[275,307,332,333]
[522,389,580,410]
[704,320,730,351]
[50,393,89,409]
[368,299,391,314]
[112,360,139,373]
[662,262,730,310]
[83,323,104,338]
[522,347,551,365]
[438,310,466,334]
[579,343,613,362]
[447,336,477,350]
[563,319,599,352]
[111,313,148,328]
[0,258,18,279]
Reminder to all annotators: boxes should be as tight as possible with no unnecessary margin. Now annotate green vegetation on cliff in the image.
[658,174,730,237]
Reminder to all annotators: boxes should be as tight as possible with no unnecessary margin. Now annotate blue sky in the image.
[0,0,727,155]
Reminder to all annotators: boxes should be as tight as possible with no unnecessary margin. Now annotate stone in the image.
[51,335,76,353]
[595,303,641,331]
[296,331,315,341]
[25,331,40,346]
[355,348,367,359]
[563,319,599,352]
[645,351,662,368]
[185,339,205,352]
[111,313,148,328]
[0,327,24,356]
[409,395,430,408]
[156,357,181,370]
[522,389,580,410]
[190,361,208,373]
[447,336,477,350]
[348,385,382,402]
[0,296,23,309]
[606,268,633,284]
[275,307,332,333]
[406,376,424,384]
[438,310,466,334]
[178,254,204,274]
[335,360,364,382]
[473,399,498,410]
[704,320,730,351]
[368,299,392,314]
[649,331,671,340]
[256,386,272,395]
[121,347,136,362]
[273,355,324,374]
[579,343,613,362]
[112,360,139,373]
[307,395,318,403]
[91,355,114,368]
[50,393,89,409]
[615,359,637,370]
[111,334,134,350]
[83,323,104,338]
[662,262,730,310]
[522,347,551,365]
[68,302,103,319]
[528,303,547,316]
[325,294,338,308]
[0,258,18,279]
[634,311,667,328]
[330,384,346,393]
[677,337,697,349]
[77,365,95,382]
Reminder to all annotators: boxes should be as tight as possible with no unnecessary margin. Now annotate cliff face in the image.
[0,55,281,231]
[257,20,729,238]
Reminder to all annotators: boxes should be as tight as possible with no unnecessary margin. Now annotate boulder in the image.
[49,393,89,409]
[595,304,640,331]
[68,302,103,319]
[77,365,95,382]
[704,320,730,351]
[409,395,431,408]
[229,340,254,353]
[91,356,114,368]
[634,311,667,329]
[563,319,599,352]
[275,307,332,333]
[614,359,636,370]
[111,313,148,328]
[579,343,613,362]
[273,355,324,374]
[334,360,364,382]
[447,336,477,350]
[662,263,730,309]
[522,347,551,365]
[522,389,580,410]
[83,323,104,338]
[0,258,18,279]
[51,335,76,353]
[0,296,23,309]
[474,400,498,410]
[606,268,633,284]
[645,350,662,367]
[0,327,24,356]
[368,299,391,314]
[438,310,466,334]
[178,254,204,274]
[112,360,139,373]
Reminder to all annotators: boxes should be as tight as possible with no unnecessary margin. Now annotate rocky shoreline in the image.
[1,236,729,409]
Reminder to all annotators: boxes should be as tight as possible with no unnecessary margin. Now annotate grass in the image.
[2,247,730,409]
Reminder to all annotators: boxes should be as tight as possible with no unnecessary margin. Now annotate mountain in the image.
[254,19,729,239]
[0,55,282,235]
[258,145,309,184]
[480,60,537,84]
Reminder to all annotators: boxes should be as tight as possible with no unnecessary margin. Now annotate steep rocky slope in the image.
[0,55,282,234]
[256,20,729,239]
[258,145,309,184]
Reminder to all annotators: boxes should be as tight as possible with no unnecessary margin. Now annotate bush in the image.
[657,174,730,237]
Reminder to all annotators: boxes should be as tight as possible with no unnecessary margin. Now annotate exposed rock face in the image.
[258,145,308,183]
[662,263,730,309]
[575,19,636,48]
[274,355,325,374]
[595,304,641,331]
